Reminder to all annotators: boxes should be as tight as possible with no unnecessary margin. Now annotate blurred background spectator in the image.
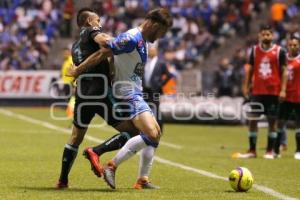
[60,47,73,98]
[2,0,300,97]
[143,43,174,131]
[61,0,74,38]
[0,0,70,70]
[213,57,235,97]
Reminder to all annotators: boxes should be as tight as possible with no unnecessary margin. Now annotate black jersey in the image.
[71,28,121,128]
[71,26,110,75]
[71,26,110,99]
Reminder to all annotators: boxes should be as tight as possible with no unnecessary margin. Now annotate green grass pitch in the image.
[0,107,300,200]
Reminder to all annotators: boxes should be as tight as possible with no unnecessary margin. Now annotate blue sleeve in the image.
[107,32,137,55]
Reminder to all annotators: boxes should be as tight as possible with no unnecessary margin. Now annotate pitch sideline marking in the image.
[0,108,181,149]
[0,128,54,134]
[0,108,297,200]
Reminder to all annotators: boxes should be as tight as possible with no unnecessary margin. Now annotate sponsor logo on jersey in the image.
[134,63,144,78]
[259,57,272,79]
[287,64,294,81]
[115,37,130,50]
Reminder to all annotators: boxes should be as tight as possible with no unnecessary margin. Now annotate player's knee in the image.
[268,121,277,131]
[140,133,159,148]
[149,135,159,143]
[156,123,162,137]
[145,126,160,142]
[249,120,258,130]
[152,126,161,142]
[249,120,257,125]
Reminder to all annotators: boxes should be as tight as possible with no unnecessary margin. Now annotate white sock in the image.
[112,135,147,166]
[138,146,155,178]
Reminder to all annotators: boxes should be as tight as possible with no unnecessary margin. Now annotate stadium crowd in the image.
[90,0,267,70]
[1,0,269,72]
[2,0,300,98]
[0,0,73,70]
[214,0,300,97]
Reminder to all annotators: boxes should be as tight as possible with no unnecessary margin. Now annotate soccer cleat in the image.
[294,152,300,160]
[83,147,103,177]
[133,177,160,189]
[263,151,274,159]
[231,150,257,159]
[103,161,117,189]
[56,180,68,189]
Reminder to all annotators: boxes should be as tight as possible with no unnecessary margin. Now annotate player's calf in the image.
[145,127,161,143]
[68,126,87,146]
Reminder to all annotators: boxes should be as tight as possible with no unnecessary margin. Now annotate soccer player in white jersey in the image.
[68,8,173,189]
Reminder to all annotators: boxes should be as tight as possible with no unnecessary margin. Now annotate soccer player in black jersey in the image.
[57,8,139,188]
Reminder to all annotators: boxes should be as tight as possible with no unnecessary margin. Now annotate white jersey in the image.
[107,27,148,99]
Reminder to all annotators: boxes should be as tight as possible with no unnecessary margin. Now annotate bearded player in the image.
[233,25,287,159]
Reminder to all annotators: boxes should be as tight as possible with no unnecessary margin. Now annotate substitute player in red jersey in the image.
[233,25,287,159]
[274,35,300,160]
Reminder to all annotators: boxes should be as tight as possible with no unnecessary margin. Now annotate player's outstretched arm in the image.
[93,33,115,77]
[67,48,113,78]
[93,33,113,47]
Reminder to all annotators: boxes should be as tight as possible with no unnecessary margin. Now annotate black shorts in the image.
[278,101,300,121]
[248,95,279,117]
[73,77,120,129]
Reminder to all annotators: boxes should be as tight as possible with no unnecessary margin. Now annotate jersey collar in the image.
[258,43,276,52]
[287,54,300,61]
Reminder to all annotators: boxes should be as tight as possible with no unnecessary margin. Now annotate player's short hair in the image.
[77,7,95,27]
[145,8,173,28]
[259,24,273,32]
[290,34,300,43]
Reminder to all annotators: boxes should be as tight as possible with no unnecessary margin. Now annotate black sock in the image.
[93,132,131,156]
[296,131,300,152]
[59,144,78,183]
[266,132,277,152]
[274,130,284,154]
[248,132,257,151]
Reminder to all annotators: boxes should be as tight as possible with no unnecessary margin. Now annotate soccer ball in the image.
[228,167,254,192]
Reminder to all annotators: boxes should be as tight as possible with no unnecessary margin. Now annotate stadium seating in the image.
[1,0,299,99]
[0,0,67,70]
